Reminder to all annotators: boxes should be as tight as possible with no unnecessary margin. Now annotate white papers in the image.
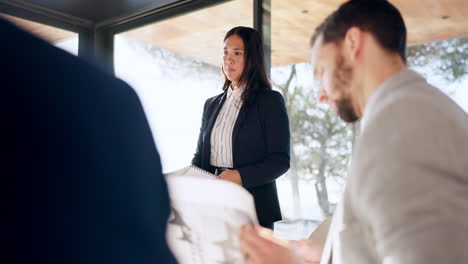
[165,175,258,264]
[165,165,217,179]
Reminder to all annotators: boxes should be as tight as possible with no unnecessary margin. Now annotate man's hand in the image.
[290,239,324,263]
[239,224,303,264]
[218,169,242,185]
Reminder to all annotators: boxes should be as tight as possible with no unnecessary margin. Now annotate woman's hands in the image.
[218,169,242,185]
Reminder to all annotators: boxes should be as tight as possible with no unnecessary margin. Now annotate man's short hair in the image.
[311,0,407,63]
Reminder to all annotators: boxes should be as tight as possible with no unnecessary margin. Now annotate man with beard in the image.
[239,0,468,264]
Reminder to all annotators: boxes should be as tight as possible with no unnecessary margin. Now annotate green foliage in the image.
[273,64,353,217]
[275,64,352,182]
[408,36,468,82]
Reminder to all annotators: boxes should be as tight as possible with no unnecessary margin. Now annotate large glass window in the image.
[272,62,354,239]
[112,0,466,238]
[270,0,353,239]
[0,14,78,55]
[114,0,253,173]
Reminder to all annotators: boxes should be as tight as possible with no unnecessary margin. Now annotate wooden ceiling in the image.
[122,0,253,66]
[270,0,468,66]
[123,0,468,67]
[0,13,76,43]
[3,0,468,66]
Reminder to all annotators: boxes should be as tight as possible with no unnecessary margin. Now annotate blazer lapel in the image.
[320,201,345,264]
[320,220,334,264]
[232,88,257,156]
[232,103,247,150]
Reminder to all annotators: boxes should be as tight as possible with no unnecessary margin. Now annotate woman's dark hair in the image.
[222,26,271,102]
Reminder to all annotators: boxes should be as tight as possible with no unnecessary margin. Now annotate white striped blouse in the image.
[210,86,244,168]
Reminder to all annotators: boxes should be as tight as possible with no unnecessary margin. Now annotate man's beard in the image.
[333,55,359,123]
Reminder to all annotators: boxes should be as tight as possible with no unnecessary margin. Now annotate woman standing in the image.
[192,26,290,229]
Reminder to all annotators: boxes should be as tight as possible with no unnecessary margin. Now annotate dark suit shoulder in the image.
[203,91,226,110]
[256,89,284,98]
[254,89,286,106]
[206,92,225,104]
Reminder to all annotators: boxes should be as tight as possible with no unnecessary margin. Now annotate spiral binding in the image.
[189,165,217,178]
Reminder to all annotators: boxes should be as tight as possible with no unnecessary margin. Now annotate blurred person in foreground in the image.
[1,19,177,264]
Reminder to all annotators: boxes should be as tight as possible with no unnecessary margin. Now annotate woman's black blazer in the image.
[192,86,290,228]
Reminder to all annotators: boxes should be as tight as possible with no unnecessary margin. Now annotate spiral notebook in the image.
[164,165,217,179]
